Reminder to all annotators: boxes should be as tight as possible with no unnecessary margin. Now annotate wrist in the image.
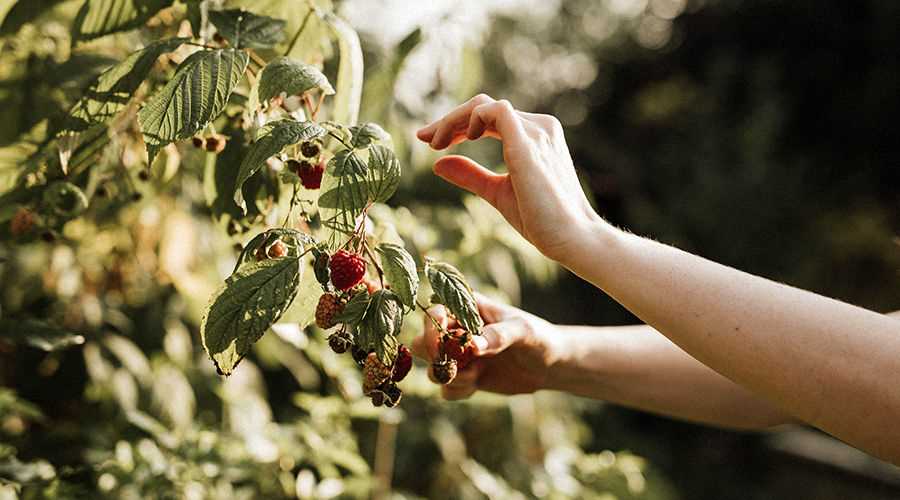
[554,215,621,275]
[539,325,591,393]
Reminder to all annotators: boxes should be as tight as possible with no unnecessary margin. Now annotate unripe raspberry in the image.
[329,250,366,291]
[300,141,320,159]
[392,345,413,382]
[10,208,35,236]
[363,352,392,395]
[432,359,458,385]
[267,240,287,258]
[315,293,345,329]
[444,329,475,370]
[327,331,352,354]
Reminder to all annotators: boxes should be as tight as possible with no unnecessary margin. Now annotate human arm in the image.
[416,94,900,464]
[412,295,796,430]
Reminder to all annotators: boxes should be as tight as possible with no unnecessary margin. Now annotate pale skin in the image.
[411,94,900,465]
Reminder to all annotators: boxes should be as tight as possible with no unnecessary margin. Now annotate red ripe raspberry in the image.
[297,159,325,189]
[315,293,345,329]
[432,359,458,385]
[444,329,475,370]
[363,352,392,395]
[392,345,413,382]
[329,250,365,291]
[10,208,35,236]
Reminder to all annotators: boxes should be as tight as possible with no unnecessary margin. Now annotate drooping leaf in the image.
[139,48,249,165]
[425,260,483,335]
[324,13,363,126]
[350,122,391,149]
[232,227,316,273]
[72,0,173,42]
[0,0,67,36]
[209,8,286,49]
[333,289,370,326]
[233,119,325,210]
[201,256,302,376]
[258,57,334,104]
[359,289,402,365]
[0,319,85,351]
[376,243,418,309]
[318,148,368,239]
[64,37,189,132]
[366,145,400,203]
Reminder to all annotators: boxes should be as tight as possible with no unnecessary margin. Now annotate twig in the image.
[284,8,314,57]
[362,240,384,287]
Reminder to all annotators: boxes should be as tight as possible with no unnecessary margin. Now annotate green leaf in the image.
[138,48,249,165]
[366,145,400,203]
[0,319,85,351]
[349,122,390,149]
[0,0,66,36]
[359,290,402,365]
[201,256,302,376]
[425,260,483,335]
[73,0,173,42]
[324,13,363,126]
[209,8,286,49]
[318,148,368,239]
[275,255,320,328]
[333,289,370,326]
[376,243,418,309]
[65,37,189,133]
[233,119,325,211]
[258,57,334,104]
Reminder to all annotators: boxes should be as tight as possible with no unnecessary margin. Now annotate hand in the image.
[416,94,604,262]
[411,293,563,400]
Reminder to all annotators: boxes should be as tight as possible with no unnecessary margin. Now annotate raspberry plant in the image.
[1,1,484,407]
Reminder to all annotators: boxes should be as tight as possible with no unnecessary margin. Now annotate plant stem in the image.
[363,240,384,287]
[284,8,314,57]
[417,301,446,334]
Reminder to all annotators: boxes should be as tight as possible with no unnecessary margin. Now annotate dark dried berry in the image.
[327,332,352,354]
[138,170,150,181]
[131,192,142,202]
[192,136,205,149]
[370,390,386,407]
[205,135,226,153]
[383,383,403,407]
[96,186,108,198]
[300,141,320,158]
[40,231,56,243]
[286,159,303,174]
[267,240,287,258]
[432,359,458,385]
[351,345,369,366]
[392,345,413,382]
[316,293,345,329]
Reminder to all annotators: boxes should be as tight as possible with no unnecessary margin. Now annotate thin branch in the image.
[284,8,315,57]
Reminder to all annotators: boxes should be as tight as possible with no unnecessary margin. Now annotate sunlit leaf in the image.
[324,13,363,126]
[349,122,390,149]
[139,48,249,165]
[64,37,189,132]
[358,289,402,365]
[201,256,302,376]
[209,8,286,49]
[318,148,368,240]
[425,260,483,335]
[333,289,370,326]
[73,0,173,42]
[376,243,418,309]
[258,57,334,104]
[233,119,325,211]
[365,145,400,203]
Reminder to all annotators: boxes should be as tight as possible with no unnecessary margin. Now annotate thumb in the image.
[433,155,505,206]
[473,320,523,357]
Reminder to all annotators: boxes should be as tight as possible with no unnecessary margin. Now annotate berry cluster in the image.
[311,248,413,407]
[432,327,476,385]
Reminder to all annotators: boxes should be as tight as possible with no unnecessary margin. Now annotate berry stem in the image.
[362,240,385,288]
[284,7,314,57]
[417,301,448,336]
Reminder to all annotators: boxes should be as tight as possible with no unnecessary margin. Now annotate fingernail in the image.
[473,336,489,353]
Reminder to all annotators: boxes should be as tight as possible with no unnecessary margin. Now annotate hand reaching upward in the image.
[416,94,604,262]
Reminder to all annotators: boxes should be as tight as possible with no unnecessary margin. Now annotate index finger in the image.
[416,94,494,143]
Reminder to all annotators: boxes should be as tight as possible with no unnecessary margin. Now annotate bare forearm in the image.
[546,324,793,429]
[564,223,900,463]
